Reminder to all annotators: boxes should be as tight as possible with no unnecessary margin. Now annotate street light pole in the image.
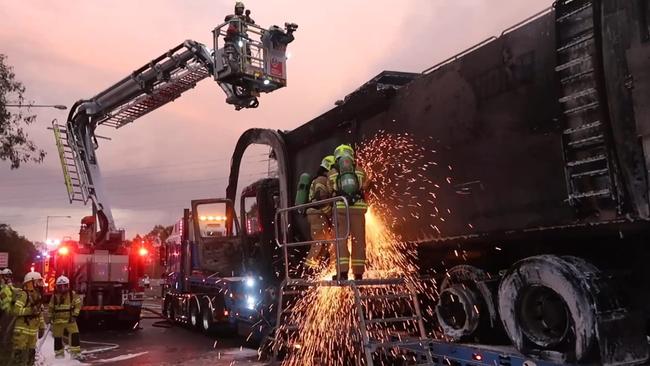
[45,215,72,243]
[6,104,67,110]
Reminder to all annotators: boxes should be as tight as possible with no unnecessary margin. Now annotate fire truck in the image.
[50,13,296,329]
[37,219,150,328]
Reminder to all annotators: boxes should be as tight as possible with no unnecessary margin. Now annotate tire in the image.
[189,299,200,329]
[435,265,499,341]
[200,302,214,334]
[164,296,176,323]
[498,255,597,362]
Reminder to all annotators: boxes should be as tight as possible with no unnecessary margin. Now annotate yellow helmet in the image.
[333,144,354,160]
[320,155,335,171]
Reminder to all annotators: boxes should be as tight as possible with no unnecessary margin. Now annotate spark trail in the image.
[274,132,451,365]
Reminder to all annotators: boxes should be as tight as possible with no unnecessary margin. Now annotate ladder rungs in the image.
[572,168,609,179]
[570,188,611,199]
[567,154,607,167]
[360,293,412,301]
[366,316,418,324]
[559,87,597,103]
[557,1,592,23]
[557,31,594,52]
[563,120,601,134]
[555,55,591,72]
[567,134,604,148]
[564,101,599,115]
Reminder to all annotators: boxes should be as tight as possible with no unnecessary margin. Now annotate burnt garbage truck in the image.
[211,1,650,365]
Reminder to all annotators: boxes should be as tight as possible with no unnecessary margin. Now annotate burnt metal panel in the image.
[600,0,650,218]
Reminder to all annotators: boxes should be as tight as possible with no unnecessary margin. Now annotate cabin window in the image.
[244,196,261,235]
[641,0,650,42]
[195,202,234,238]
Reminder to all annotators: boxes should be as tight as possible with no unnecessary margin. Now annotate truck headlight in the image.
[245,277,255,288]
[246,295,256,310]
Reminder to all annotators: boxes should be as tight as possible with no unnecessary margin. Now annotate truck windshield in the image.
[195,202,235,238]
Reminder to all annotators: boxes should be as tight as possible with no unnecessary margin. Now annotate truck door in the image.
[190,199,243,276]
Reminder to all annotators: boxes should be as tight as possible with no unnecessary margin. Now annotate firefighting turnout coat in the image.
[48,291,81,324]
[12,289,45,349]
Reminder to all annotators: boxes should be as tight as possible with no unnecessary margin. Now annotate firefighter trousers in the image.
[305,210,334,269]
[52,321,80,357]
[335,206,367,276]
[11,318,39,366]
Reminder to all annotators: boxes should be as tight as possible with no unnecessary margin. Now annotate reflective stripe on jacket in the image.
[48,291,81,324]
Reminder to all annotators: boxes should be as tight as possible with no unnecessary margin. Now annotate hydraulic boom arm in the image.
[52,19,296,246]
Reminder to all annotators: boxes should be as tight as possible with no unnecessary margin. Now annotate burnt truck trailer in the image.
[224,1,650,364]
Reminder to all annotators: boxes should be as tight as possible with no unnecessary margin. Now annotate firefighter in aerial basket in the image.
[328,144,369,280]
[304,155,336,271]
[11,271,45,366]
[48,275,82,360]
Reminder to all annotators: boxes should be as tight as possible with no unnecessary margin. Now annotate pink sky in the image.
[0,0,552,242]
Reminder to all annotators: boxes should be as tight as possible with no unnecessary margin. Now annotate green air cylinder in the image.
[295,173,312,206]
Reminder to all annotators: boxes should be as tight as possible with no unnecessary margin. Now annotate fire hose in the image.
[142,306,173,328]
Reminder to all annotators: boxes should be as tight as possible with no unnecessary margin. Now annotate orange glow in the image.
[138,247,149,257]
[57,246,70,256]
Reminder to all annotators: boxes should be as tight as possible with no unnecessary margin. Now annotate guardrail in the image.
[274,196,351,280]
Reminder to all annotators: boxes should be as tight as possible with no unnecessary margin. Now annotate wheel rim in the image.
[518,285,570,347]
[435,285,481,339]
[191,307,198,326]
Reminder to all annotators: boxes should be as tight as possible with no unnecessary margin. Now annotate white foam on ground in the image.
[35,334,84,366]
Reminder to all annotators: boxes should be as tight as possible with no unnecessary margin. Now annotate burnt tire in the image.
[435,265,499,341]
[498,255,597,362]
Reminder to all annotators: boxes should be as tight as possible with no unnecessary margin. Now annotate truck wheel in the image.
[201,304,214,333]
[164,297,176,323]
[190,301,200,329]
[498,255,597,362]
[435,265,499,341]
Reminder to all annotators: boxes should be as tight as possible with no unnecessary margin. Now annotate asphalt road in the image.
[73,300,265,366]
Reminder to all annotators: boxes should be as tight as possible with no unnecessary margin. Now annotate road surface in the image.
[38,299,266,366]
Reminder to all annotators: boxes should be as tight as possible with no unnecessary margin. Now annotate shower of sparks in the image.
[272,132,452,365]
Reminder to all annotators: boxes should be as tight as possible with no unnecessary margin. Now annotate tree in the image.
[0,54,45,169]
[0,223,38,280]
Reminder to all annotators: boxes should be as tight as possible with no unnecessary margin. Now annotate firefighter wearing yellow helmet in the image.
[304,155,337,270]
[328,144,369,280]
[11,271,45,366]
[48,275,82,359]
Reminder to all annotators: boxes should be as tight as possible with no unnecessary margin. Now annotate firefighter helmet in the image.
[235,1,245,9]
[1,268,11,276]
[334,144,354,160]
[321,155,336,171]
[235,1,245,14]
[56,276,70,286]
[24,271,43,284]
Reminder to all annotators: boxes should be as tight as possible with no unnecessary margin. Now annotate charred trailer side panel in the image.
[226,2,650,364]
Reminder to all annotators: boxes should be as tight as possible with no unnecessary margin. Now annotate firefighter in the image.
[48,275,82,360]
[304,155,336,270]
[0,268,14,312]
[328,144,369,280]
[11,271,45,366]
[0,268,16,366]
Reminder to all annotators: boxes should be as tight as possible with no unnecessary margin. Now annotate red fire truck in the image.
[39,218,148,329]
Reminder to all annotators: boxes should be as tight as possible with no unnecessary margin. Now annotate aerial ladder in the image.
[52,17,297,246]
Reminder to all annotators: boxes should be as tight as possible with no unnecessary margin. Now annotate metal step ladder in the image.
[270,197,435,365]
[52,120,90,204]
[98,61,210,129]
[554,0,617,205]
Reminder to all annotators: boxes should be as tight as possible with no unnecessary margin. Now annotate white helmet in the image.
[24,271,43,284]
[1,268,11,276]
[56,276,70,286]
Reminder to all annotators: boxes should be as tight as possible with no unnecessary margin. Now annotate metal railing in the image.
[274,196,351,281]
[212,19,268,75]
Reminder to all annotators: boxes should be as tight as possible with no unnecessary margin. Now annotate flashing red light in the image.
[138,247,149,257]
[58,246,70,256]
[223,310,229,317]
[472,353,483,361]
